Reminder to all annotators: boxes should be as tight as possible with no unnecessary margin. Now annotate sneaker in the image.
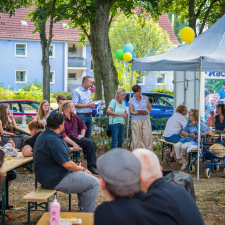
[181,162,188,170]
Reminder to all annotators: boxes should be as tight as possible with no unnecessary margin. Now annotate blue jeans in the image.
[164,134,182,143]
[77,114,92,139]
[76,114,92,158]
[110,123,125,149]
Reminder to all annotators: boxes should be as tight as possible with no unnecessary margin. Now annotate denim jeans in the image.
[76,114,93,158]
[77,114,92,139]
[164,134,182,143]
[110,123,125,149]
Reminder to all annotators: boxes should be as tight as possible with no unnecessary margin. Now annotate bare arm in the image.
[22,145,33,157]
[129,104,138,116]
[0,120,15,136]
[63,136,80,151]
[62,161,92,175]
[8,112,16,127]
[77,129,86,140]
[107,107,127,118]
[147,100,152,113]
[75,102,95,109]
[182,131,197,138]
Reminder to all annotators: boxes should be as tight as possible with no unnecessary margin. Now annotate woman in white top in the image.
[107,88,127,149]
[36,100,50,126]
[163,105,188,164]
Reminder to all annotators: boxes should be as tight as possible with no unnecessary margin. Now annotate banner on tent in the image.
[204,71,225,122]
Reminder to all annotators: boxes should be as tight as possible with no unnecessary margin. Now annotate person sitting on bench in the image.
[59,100,99,175]
[33,113,100,212]
[163,105,188,164]
[22,119,45,157]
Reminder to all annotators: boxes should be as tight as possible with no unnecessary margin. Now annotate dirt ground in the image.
[3,148,225,225]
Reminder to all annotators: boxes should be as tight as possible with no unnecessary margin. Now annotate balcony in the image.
[68,57,86,67]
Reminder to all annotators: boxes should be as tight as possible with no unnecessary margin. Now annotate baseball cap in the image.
[97,148,141,186]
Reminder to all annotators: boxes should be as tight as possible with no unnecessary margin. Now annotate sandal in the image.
[166,153,172,164]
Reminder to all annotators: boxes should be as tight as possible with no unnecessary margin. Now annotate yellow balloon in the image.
[180,27,195,44]
[123,52,133,62]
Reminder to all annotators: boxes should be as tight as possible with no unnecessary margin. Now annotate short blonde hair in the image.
[116,88,126,98]
[28,119,45,131]
[176,105,186,113]
[190,109,198,121]
[59,100,73,113]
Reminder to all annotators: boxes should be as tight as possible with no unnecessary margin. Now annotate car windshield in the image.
[21,102,39,114]
[158,96,173,107]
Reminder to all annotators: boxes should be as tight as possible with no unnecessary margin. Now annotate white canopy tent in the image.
[129,14,225,181]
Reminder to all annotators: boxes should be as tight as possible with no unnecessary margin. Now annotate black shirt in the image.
[215,115,225,131]
[94,178,204,225]
[23,131,43,149]
[33,128,70,189]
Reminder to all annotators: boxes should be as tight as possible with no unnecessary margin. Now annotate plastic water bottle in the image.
[49,195,60,225]
[22,114,26,129]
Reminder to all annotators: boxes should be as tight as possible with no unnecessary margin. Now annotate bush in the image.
[21,83,43,91]
[0,85,56,102]
[151,87,174,96]
[52,92,72,100]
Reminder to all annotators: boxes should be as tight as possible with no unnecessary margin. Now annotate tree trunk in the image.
[89,0,119,107]
[39,5,50,103]
[189,0,196,35]
[89,41,102,100]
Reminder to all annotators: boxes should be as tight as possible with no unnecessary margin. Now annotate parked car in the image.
[0,100,40,119]
[96,92,174,130]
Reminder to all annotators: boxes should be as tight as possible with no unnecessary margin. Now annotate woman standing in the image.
[36,100,50,126]
[174,109,211,170]
[129,85,152,150]
[207,104,225,131]
[107,88,127,149]
[0,103,16,135]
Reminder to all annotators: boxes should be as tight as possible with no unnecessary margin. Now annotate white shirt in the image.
[163,112,188,137]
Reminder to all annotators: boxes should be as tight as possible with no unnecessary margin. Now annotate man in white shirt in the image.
[163,105,188,163]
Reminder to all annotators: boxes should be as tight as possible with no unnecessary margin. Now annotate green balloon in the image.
[116,49,125,60]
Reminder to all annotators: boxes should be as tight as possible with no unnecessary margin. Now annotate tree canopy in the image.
[109,13,173,90]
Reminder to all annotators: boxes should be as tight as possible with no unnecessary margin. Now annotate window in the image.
[158,96,173,107]
[9,103,21,113]
[21,21,28,26]
[138,76,145,85]
[68,73,77,80]
[68,45,77,55]
[50,72,55,84]
[49,45,55,58]
[15,71,27,83]
[16,44,27,57]
[90,59,93,71]
[157,74,165,85]
[63,23,69,29]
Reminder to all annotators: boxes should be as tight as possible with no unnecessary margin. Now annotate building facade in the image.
[0,8,178,92]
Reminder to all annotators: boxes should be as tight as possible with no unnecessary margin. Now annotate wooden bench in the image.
[69,147,83,163]
[159,139,175,161]
[159,138,198,170]
[23,187,57,225]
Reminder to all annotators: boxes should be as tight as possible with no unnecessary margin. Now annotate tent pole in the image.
[197,71,202,182]
[126,65,133,149]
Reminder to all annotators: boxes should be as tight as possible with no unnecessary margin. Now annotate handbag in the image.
[106,99,117,137]
[0,134,25,150]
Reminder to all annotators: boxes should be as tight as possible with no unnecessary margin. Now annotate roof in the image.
[0,7,81,41]
[158,14,180,45]
[0,7,179,45]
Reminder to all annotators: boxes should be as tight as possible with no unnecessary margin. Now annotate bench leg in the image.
[28,202,31,225]
[162,143,164,161]
[69,194,71,211]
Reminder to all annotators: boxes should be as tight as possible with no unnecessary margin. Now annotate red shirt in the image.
[61,114,87,139]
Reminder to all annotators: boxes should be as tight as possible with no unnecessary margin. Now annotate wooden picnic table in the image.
[37,212,94,225]
[13,125,31,135]
[0,152,33,225]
